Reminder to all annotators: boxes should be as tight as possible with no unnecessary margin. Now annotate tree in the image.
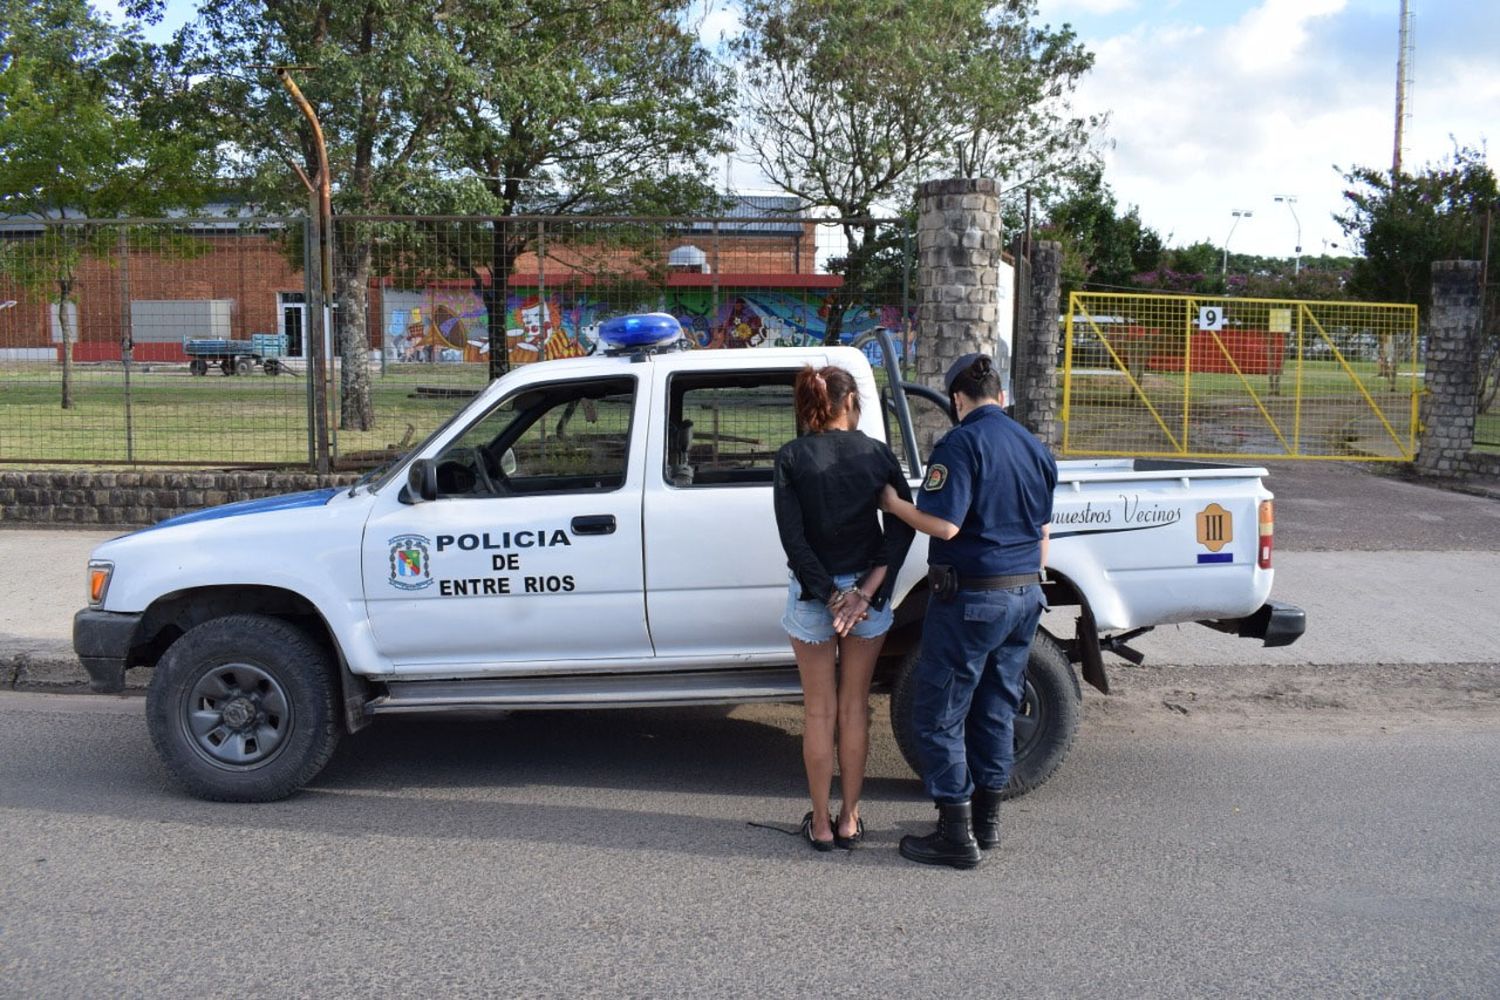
[1337,144,1496,306]
[1337,143,1498,409]
[188,0,472,430]
[434,0,732,378]
[188,0,732,409]
[0,0,216,408]
[733,0,1096,345]
[1037,172,1162,299]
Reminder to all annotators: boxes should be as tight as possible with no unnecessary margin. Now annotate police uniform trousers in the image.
[912,583,1047,803]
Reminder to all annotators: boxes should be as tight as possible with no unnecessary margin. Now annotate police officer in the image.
[879,352,1057,869]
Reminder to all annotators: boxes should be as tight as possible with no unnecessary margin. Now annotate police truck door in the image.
[361,375,651,672]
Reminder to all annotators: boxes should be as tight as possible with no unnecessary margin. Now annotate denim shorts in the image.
[782,572,894,643]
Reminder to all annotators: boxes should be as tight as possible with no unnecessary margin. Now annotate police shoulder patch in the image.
[922,464,948,492]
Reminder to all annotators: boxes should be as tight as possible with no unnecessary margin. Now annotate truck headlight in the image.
[88,561,114,607]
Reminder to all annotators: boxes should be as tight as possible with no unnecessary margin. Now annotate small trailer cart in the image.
[184,333,290,376]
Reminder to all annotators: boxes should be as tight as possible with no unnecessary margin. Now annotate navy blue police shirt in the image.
[916,404,1058,576]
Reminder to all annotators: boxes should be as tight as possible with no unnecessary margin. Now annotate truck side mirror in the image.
[406,458,438,502]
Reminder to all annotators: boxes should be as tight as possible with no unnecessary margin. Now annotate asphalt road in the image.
[1,687,1497,999]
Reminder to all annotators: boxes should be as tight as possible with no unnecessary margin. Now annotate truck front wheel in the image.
[146,614,341,802]
[890,630,1082,800]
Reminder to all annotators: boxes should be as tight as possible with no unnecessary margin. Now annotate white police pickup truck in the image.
[73,318,1304,802]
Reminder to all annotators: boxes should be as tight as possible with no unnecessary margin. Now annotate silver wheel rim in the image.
[181,663,293,768]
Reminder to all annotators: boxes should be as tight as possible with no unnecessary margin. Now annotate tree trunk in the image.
[483,218,519,382]
[57,277,75,411]
[334,237,375,431]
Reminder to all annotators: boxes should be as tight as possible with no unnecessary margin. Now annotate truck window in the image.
[665,372,798,487]
[433,376,635,496]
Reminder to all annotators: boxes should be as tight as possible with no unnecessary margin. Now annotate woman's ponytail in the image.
[794,365,859,432]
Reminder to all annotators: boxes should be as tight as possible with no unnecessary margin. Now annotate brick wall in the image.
[0,470,359,527]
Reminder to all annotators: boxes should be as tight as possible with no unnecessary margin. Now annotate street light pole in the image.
[1222,209,1253,283]
[273,65,332,474]
[1275,195,1302,275]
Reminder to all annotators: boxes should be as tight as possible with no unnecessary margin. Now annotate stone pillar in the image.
[915,177,1003,453]
[1013,240,1063,446]
[1417,261,1483,476]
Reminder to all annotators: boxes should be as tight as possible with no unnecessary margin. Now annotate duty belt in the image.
[958,572,1042,590]
[928,565,1041,599]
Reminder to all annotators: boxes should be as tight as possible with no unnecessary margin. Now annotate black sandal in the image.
[833,812,865,849]
[802,811,835,852]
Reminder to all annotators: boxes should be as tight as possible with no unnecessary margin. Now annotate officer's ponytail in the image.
[794,364,860,433]
[949,355,1003,402]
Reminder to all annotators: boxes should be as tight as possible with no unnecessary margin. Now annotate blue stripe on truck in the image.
[145,488,341,531]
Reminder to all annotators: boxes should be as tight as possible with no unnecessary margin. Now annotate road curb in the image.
[1,647,149,693]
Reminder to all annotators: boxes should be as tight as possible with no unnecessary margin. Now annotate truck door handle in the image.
[571,514,616,536]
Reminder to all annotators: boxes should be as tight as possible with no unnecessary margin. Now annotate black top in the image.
[772,429,915,607]
[917,404,1057,576]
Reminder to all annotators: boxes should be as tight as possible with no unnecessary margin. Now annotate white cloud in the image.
[696,2,744,46]
[1063,0,1497,258]
[1039,0,1139,15]
[1225,0,1347,74]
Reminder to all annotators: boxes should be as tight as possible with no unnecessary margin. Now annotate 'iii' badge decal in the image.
[388,533,434,590]
[1195,503,1232,552]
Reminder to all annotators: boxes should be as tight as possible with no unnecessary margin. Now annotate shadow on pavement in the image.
[1,702,934,861]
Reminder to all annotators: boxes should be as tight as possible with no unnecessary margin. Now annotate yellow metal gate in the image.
[1060,292,1421,461]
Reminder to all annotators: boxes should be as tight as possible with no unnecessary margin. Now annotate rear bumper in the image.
[1200,600,1306,647]
[72,608,143,693]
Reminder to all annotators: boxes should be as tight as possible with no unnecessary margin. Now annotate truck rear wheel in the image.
[146,614,340,802]
[890,630,1081,799]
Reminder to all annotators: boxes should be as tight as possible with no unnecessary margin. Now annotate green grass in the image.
[1476,411,1500,454]
[0,363,482,467]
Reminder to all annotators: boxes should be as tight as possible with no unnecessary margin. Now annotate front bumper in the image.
[1200,600,1307,647]
[72,608,144,693]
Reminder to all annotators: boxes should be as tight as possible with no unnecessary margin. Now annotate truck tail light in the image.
[1258,501,1274,569]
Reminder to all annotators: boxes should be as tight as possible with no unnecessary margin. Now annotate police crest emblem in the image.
[922,464,948,492]
[388,533,434,590]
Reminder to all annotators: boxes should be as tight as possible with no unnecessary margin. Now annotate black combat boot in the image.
[899,800,982,869]
[973,786,1003,850]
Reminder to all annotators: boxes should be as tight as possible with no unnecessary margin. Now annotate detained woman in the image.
[773,365,915,850]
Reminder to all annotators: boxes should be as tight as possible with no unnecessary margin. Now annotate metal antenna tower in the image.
[1392,0,1413,183]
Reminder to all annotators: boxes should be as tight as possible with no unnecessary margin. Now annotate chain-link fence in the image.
[1060,292,1422,461]
[0,214,913,469]
[0,218,312,466]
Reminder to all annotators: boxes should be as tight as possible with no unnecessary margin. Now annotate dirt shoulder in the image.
[1085,661,1500,735]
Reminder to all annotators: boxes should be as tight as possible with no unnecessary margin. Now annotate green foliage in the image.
[734,0,1095,342]
[0,0,219,408]
[1037,171,1161,298]
[437,0,732,217]
[1337,143,1499,411]
[1335,143,1497,308]
[0,0,217,222]
[734,0,1096,215]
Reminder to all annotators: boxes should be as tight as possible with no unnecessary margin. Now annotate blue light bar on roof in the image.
[598,312,682,349]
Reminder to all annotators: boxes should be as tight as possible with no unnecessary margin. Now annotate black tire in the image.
[233,358,253,376]
[263,358,281,376]
[189,359,208,376]
[146,614,340,802]
[891,629,1081,800]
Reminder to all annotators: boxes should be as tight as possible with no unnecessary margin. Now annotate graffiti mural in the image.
[386,289,490,363]
[506,295,596,365]
[383,287,913,364]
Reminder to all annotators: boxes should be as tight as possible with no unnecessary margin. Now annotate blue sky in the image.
[113,0,1496,260]
[1026,0,1497,257]
[708,0,1497,258]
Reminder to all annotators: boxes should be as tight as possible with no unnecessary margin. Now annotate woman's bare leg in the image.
[834,634,884,837]
[793,637,838,842]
